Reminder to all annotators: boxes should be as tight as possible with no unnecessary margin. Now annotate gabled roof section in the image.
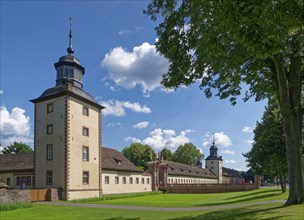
[101,147,143,173]
[0,152,34,173]
[222,167,242,178]
[165,160,217,179]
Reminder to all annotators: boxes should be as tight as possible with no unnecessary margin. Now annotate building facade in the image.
[205,142,223,183]
[0,153,34,190]
[30,27,104,200]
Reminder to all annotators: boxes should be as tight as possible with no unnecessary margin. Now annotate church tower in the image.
[205,139,223,183]
[31,19,104,200]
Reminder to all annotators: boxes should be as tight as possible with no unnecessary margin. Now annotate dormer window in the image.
[180,169,184,172]
[114,158,122,165]
[170,167,174,171]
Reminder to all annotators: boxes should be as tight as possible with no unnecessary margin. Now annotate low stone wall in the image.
[0,188,61,203]
[163,183,255,194]
[0,189,31,203]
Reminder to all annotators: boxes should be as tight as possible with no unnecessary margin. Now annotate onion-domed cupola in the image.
[54,17,85,89]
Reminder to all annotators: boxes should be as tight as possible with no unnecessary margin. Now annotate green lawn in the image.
[1,188,303,220]
[83,188,288,207]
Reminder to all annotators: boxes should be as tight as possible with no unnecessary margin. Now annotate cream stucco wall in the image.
[102,170,151,195]
[68,190,100,200]
[67,97,101,199]
[35,95,102,200]
[35,97,66,189]
[205,159,222,183]
[167,175,217,184]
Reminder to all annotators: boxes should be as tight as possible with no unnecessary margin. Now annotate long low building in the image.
[0,148,152,195]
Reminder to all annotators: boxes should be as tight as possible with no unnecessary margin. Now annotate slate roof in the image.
[165,160,217,179]
[101,147,143,173]
[0,152,34,173]
[222,167,242,178]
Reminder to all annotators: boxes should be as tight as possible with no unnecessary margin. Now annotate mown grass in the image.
[83,188,288,208]
[1,202,303,219]
[1,188,303,220]
[0,202,33,212]
[70,191,163,203]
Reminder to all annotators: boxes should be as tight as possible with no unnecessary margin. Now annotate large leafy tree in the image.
[122,143,156,170]
[172,143,203,166]
[2,141,32,155]
[243,101,288,192]
[160,147,173,160]
[145,0,303,204]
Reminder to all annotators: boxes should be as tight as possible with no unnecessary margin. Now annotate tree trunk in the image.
[278,171,286,193]
[272,52,303,205]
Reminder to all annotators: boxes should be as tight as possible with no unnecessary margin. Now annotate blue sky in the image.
[0,1,266,171]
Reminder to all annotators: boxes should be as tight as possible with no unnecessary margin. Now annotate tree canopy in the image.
[122,143,156,170]
[145,0,303,204]
[172,143,203,166]
[243,101,288,192]
[160,147,173,160]
[2,141,32,155]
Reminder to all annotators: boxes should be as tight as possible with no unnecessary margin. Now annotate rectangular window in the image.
[105,176,109,184]
[82,127,89,136]
[211,161,214,164]
[83,107,89,116]
[136,178,139,184]
[47,103,53,113]
[46,144,53,160]
[82,146,89,161]
[129,177,133,184]
[147,178,150,184]
[83,171,89,184]
[122,177,126,184]
[26,176,31,185]
[16,177,21,185]
[46,171,53,185]
[115,176,119,184]
[141,178,145,184]
[47,124,53,134]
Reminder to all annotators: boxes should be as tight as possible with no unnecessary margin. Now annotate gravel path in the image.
[37,200,286,212]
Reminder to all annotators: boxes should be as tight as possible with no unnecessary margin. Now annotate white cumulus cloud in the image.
[221,150,235,155]
[124,136,142,143]
[133,121,149,129]
[102,42,170,95]
[0,90,3,95]
[0,106,32,147]
[99,99,151,117]
[142,128,192,150]
[106,122,123,128]
[224,160,237,164]
[242,126,254,133]
[202,132,232,148]
[245,140,254,145]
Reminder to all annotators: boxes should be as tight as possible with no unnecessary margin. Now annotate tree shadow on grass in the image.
[195,193,284,207]
[226,189,282,200]
[171,205,287,220]
[105,218,140,220]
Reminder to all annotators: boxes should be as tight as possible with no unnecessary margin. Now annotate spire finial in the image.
[212,133,215,145]
[67,17,74,54]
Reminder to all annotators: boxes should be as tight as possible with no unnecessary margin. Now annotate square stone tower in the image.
[205,142,223,183]
[31,24,104,200]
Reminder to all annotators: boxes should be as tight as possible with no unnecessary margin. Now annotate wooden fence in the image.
[30,189,49,202]
[162,183,255,194]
